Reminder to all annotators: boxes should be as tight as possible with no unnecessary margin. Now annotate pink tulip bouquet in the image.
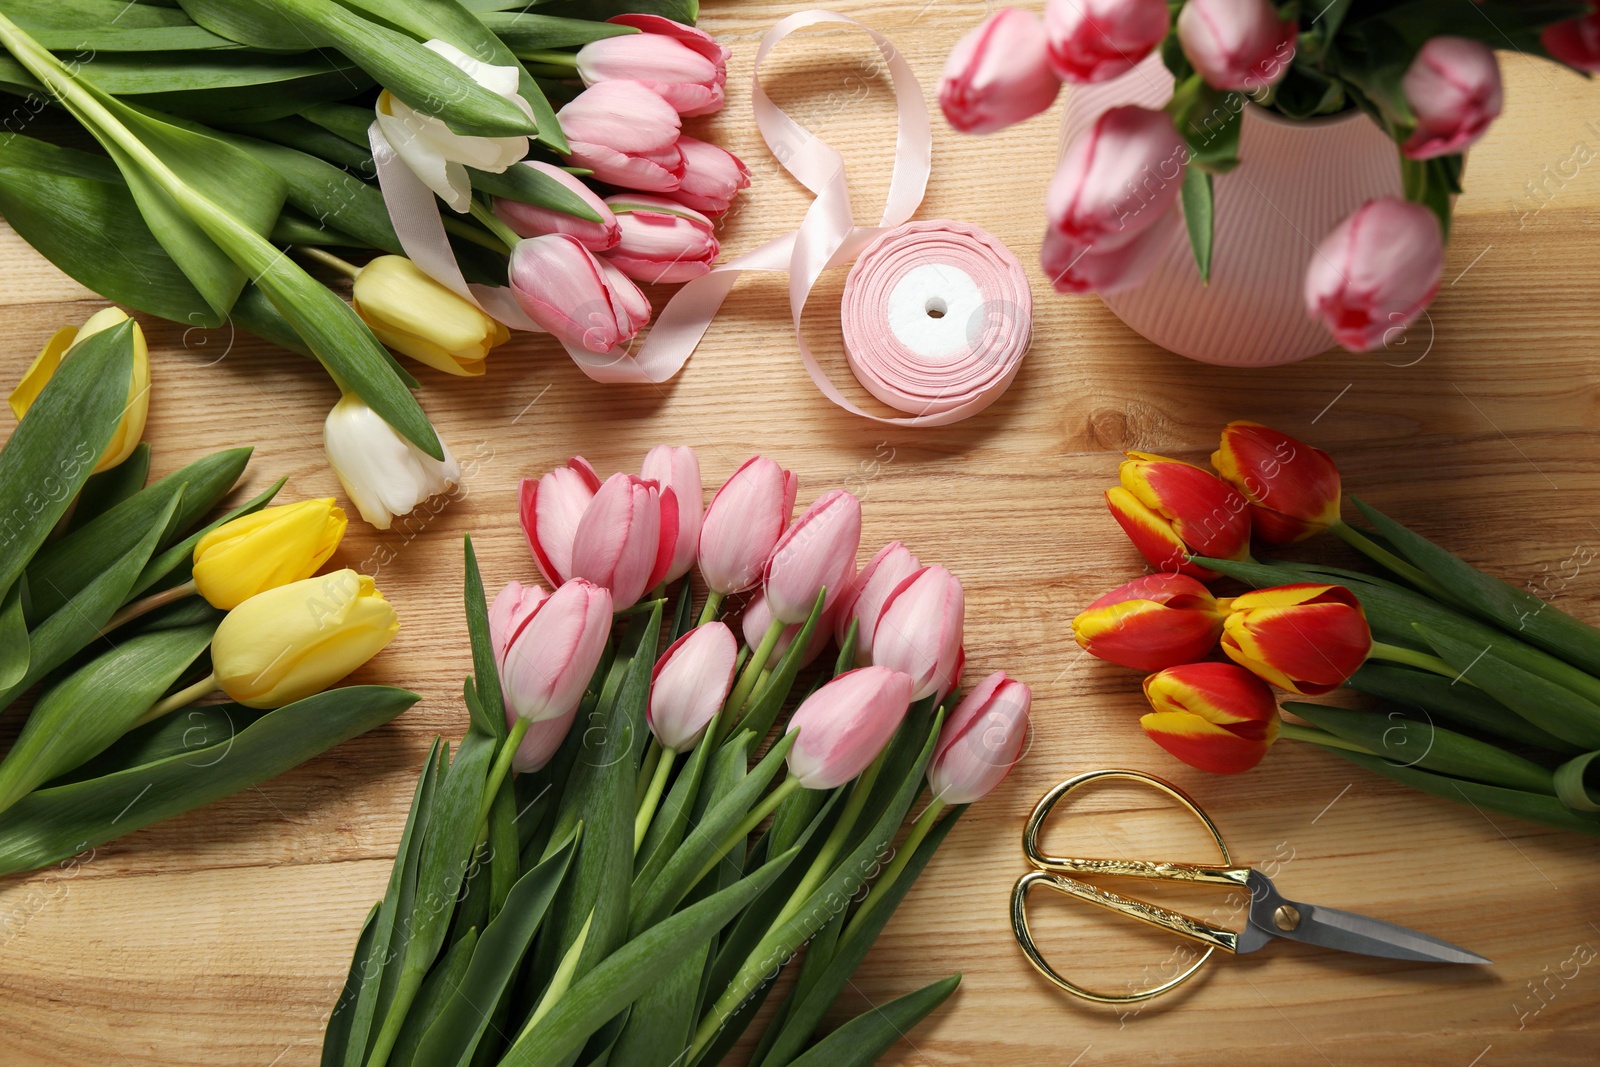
[939,1,1600,351]
[324,448,1033,1067]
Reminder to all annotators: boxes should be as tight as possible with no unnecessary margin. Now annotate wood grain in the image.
[2,3,1599,1064]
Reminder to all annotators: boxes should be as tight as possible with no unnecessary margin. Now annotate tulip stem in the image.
[1331,521,1453,602]
[1278,722,1379,755]
[769,755,884,934]
[517,49,580,68]
[636,739,662,806]
[136,672,220,727]
[634,746,675,854]
[697,590,725,626]
[298,245,361,279]
[467,198,520,254]
[693,775,802,886]
[840,797,946,945]
[716,618,785,744]
[518,909,594,1044]
[99,579,197,636]
[1368,640,1463,680]
[477,716,532,836]
[441,214,513,253]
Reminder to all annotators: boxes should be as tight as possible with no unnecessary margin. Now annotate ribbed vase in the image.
[1060,55,1403,367]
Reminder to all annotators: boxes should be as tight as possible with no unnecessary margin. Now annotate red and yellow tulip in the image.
[1106,452,1250,579]
[1211,421,1342,544]
[1141,662,1280,774]
[1220,583,1372,695]
[1072,573,1226,672]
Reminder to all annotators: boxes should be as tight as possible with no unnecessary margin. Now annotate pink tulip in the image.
[1044,0,1170,85]
[520,457,602,587]
[641,444,702,583]
[742,590,834,669]
[570,472,676,610]
[510,706,578,773]
[785,666,914,789]
[599,195,720,284]
[871,565,965,703]
[496,577,613,724]
[509,235,651,354]
[1402,37,1503,161]
[663,136,750,217]
[1177,0,1296,93]
[698,456,798,595]
[1544,9,1600,73]
[1047,105,1186,251]
[494,161,620,251]
[834,541,922,660]
[1040,204,1178,295]
[764,489,863,625]
[558,80,685,191]
[578,14,728,117]
[648,621,737,749]
[488,579,549,670]
[1304,197,1444,353]
[928,671,1032,804]
[939,8,1061,135]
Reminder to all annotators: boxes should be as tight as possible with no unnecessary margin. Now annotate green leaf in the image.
[467,161,600,221]
[0,685,418,876]
[412,827,579,1067]
[500,849,794,1067]
[1284,702,1556,795]
[70,442,150,531]
[1414,624,1600,750]
[1348,664,1580,755]
[462,536,506,741]
[477,11,634,52]
[226,133,402,254]
[390,927,479,1067]
[549,0,698,23]
[1180,167,1214,283]
[1174,83,1243,174]
[606,938,706,1067]
[1554,750,1600,813]
[1,0,196,31]
[26,446,251,622]
[0,318,133,600]
[0,576,25,691]
[323,902,381,1067]
[784,975,960,1067]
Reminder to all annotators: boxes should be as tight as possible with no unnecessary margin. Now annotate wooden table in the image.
[2,3,1598,1064]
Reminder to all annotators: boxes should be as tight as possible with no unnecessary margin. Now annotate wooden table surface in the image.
[2,3,1599,1064]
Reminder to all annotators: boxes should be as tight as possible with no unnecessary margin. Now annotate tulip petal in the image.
[1140,710,1274,774]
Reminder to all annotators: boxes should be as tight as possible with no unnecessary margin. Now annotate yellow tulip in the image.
[211,569,398,709]
[8,307,150,473]
[191,498,348,610]
[351,255,510,376]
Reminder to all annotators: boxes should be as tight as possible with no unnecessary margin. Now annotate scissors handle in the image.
[1029,855,1252,887]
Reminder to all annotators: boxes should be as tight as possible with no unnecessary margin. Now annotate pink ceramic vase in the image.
[1060,55,1403,366]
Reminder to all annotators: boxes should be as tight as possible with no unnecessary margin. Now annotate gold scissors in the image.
[1011,770,1490,1004]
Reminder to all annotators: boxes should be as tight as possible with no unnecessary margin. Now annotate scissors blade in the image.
[1246,871,1491,965]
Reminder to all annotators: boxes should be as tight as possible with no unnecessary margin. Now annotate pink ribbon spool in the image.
[840,219,1031,419]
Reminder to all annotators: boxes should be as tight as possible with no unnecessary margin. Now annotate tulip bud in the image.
[1141,662,1279,774]
[698,456,798,595]
[764,489,863,625]
[10,307,150,473]
[1220,583,1372,696]
[558,80,685,191]
[648,621,737,749]
[510,235,651,355]
[871,565,965,703]
[1401,37,1503,161]
[1048,106,1186,251]
[1303,197,1444,353]
[641,445,702,583]
[939,8,1061,135]
[785,666,914,789]
[191,498,348,610]
[519,457,602,588]
[1106,452,1250,579]
[1044,0,1170,84]
[600,195,720,284]
[323,394,461,531]
[1176,0,1296,93]
[578,14,729,117]
[928,671,1032,803]
[1543,9,1600,73]
[497,577,614,723]
[1072,573,1226,672]
[663,136,750,217]
[212,569,399,708]
[495,161,621,251]
[834,541,922,660]
[352,256,510,377]
[569,472,676,610]
[1211,421,1341,544]
[1040,206,1179,295]
[489,579,549,666]
[742,590,833,669]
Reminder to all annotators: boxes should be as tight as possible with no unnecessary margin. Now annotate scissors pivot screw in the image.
[1272,904,1302,932]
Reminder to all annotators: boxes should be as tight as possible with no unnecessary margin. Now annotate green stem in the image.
[634,746,675,854]
[692,775,802,886]
[1368,640,1463,680]
[518,909,594,1042]
[136,672,219,728]
[442,214,513,254]
[517,49,580,68]
[467,198,519,252]
[99,579,197,637]
[475,716,531,838]
[697,590,726,627]
[840,798,945,944]
[717,618,785,744]
[1279,721,1379,755]
[1331,521,1453,601]
[299,245,361,278]
[769,754,885,933]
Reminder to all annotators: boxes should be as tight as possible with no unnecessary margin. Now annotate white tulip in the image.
[374,39,533,212]
[323,394,462,530]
